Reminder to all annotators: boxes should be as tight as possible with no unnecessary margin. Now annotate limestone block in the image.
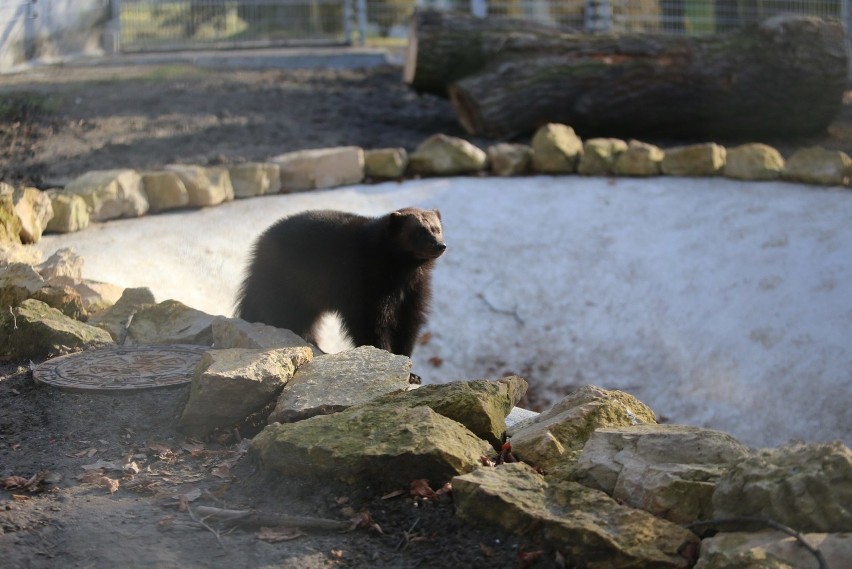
[578,138,628,175]
[228,162,280,198]
[10,187,54,243]
[45,190,90,233]
[694,531,851,569]
[507,385,657,471]
[164,164,233,206]
[124,299,215,345]
[614,140,664,176]
[409,134,487,176]
[0,242,43,265]
[453,463,699,568]
[268,345,411,423]
[0,194,23,244]
[575,424,751,523]
[36,248,84,287]
[211,316,317,354]
[661,143,726,176]
[712,441,852,533]
[0,299,113,359]
[487,143,532,176]
[141,171,190,212]
[364,148,409,179]
[0,262,45,308]
[252,404,492,487]
[71,279,124,314]
[30,285,86,320]
[63,169,149,221]
[272,146,365,191]
[179,347,310,437]
[724,143,785,180]
[531,123,583,174]
[783,146,852,186]
[88,287,156,343]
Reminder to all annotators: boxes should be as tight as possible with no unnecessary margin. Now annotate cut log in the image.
[405,10,848,139]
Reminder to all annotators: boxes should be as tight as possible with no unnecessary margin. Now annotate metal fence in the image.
[116,0,851,52]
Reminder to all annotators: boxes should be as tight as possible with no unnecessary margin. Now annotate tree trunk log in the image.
[406,10,848,139]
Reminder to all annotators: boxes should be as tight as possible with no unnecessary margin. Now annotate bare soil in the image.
[2,59,852,569]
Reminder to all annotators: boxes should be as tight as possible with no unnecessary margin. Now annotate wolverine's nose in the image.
[436,243,447,252]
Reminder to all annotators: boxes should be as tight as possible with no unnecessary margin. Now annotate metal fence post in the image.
[357,0,367,46]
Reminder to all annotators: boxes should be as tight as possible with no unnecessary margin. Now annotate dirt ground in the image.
[2,60,852,569]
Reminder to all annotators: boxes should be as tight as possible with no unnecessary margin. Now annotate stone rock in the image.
[1,194,23,244]
[372,376,528,448]
[578,138,629,175]
[179,347,312,437]
[44,190,90,233]
[724,143,785,180]
[574,424,751,523]
[124,299,215,345]
[712,441,852,533]
[70,279,124,313]
[0,242,43,265]
[9,187,54,243]
[141,171,190,212]
[614,140,665,176]
[36,248,84,287]
[364,148,409,179]
[661,143,726,177]
[30,285,86,320]
[211,316,317,354]
[268,345,411,423]
[783,146,852,186]
[63,169,149,221]
[272,146,365,191]
[453,463,699,568]
[0,299,113,359]
[228,162,280,198]
[251,404,492,487]
[87,287,157,343]
[164,164,233,207]
[409,134,488,176]
[0,263,45,308]
[487,143,532,176]
[531,123,584,174]
[694,531,851,569]
[507,385,657,471]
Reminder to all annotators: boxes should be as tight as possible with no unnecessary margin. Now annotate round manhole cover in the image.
[34,344,208,392]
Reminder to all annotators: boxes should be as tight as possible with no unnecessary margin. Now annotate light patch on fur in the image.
[313,312,355,353]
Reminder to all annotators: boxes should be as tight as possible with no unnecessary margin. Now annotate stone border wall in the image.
[2,123,851,244]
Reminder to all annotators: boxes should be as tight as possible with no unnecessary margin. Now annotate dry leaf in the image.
[12,494,30,501]
[2,476,30,489]
[257,526,305,543]
[178,495,189,512]
[158,516,176,529]
[79,470,106,483]
[98,476,120,494]
[330,549,344,560]
[211,464,230,479]
[349,511,383,534]
[428,356,444,367]
[381,489,406,500]
[409,479,435,499]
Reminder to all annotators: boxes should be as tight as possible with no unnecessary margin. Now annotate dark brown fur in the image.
[235,208,446,356]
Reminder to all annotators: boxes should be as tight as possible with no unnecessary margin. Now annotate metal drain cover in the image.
[34,344,208,392]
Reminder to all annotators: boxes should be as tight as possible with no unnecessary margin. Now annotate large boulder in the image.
[0,193,23,244]
[267,345,412,423]
[63,169,149,221]
[251,404,492,488]
[0,262,45,308]
[507,385,657,471]
[124,299,215,345]
[712,442,852,533]
[271,147,365,191]
[0,299,113,359]
[228,162,280,198]
[531,123,583,174]
[574,424,751,523]
[453,463,699,568]
[178,346,313,437]
[409,134,488,176]
[372,376,528,448]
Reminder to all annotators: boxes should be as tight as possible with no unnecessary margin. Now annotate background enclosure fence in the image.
[117,1,850,55]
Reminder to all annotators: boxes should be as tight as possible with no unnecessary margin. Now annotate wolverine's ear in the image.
[432,209,442,221]
[389,211,406,230]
